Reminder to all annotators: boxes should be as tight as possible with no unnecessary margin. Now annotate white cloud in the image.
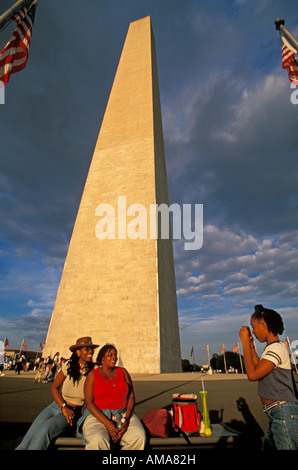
[175,227,298,304]
[214,74,287,144]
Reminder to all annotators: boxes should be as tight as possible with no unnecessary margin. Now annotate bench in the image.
[54,423,241,450]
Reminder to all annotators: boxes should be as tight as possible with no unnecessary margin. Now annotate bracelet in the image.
[61,402,68,410]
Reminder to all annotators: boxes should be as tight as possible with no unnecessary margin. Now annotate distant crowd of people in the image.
[1,353,37,376]
[0,352,65,381]
[33,352,65,383]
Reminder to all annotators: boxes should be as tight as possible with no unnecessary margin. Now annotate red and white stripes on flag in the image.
[0,1,37,85]
[284,337,290,349]
[281,33,298,85]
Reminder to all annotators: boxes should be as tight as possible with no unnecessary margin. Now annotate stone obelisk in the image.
[43,16,181,373]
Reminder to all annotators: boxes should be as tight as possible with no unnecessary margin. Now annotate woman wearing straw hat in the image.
[16,337,98,450]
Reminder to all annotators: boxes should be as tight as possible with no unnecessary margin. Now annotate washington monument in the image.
[43,16,182,373]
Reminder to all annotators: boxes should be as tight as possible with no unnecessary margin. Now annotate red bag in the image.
[141,408,175,438]
[172,394,201,435]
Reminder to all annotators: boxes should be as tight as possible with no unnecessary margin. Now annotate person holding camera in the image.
[239,305,298,450]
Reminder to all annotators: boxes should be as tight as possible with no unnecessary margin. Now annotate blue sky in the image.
[0,0,297,365]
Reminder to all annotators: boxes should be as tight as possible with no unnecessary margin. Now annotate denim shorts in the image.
[262,401,298,450]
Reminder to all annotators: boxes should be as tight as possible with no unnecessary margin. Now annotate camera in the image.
[247,326,253,340]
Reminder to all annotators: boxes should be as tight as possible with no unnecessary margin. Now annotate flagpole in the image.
[19,339,24,356]
[237,342,244,374]
[275,18,298,51]
[221,345,227,372]
[0,0,35,31]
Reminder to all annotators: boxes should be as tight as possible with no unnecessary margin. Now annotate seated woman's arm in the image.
[118,368,135,437]
[51,370,75,426]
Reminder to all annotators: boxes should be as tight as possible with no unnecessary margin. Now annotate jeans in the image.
[263,401,298,450]
[15,401,81,450]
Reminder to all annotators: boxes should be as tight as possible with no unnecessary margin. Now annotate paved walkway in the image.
[0,370,267,450]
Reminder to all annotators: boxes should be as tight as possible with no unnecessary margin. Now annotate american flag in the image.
[0,1,37,85]
[284,337,290,349]
[221,344,226,354]
[281,33,298,85]
[4,337,9,348]
[233,343,239,354]
[22,339,28,350]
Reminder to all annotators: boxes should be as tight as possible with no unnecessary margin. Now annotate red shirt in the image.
[93,367,129,410]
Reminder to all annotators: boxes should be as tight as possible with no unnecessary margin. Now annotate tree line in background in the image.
[182,351,245,373]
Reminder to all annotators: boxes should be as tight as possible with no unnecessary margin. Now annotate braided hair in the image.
[251,304,284,336]
[67,351,94,384]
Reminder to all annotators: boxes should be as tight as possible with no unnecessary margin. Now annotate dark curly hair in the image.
[251,304,284,336]
[96,344,117,366]
[67,351,94,384]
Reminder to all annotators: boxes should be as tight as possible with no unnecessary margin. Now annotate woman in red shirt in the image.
[82,344,146,450]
